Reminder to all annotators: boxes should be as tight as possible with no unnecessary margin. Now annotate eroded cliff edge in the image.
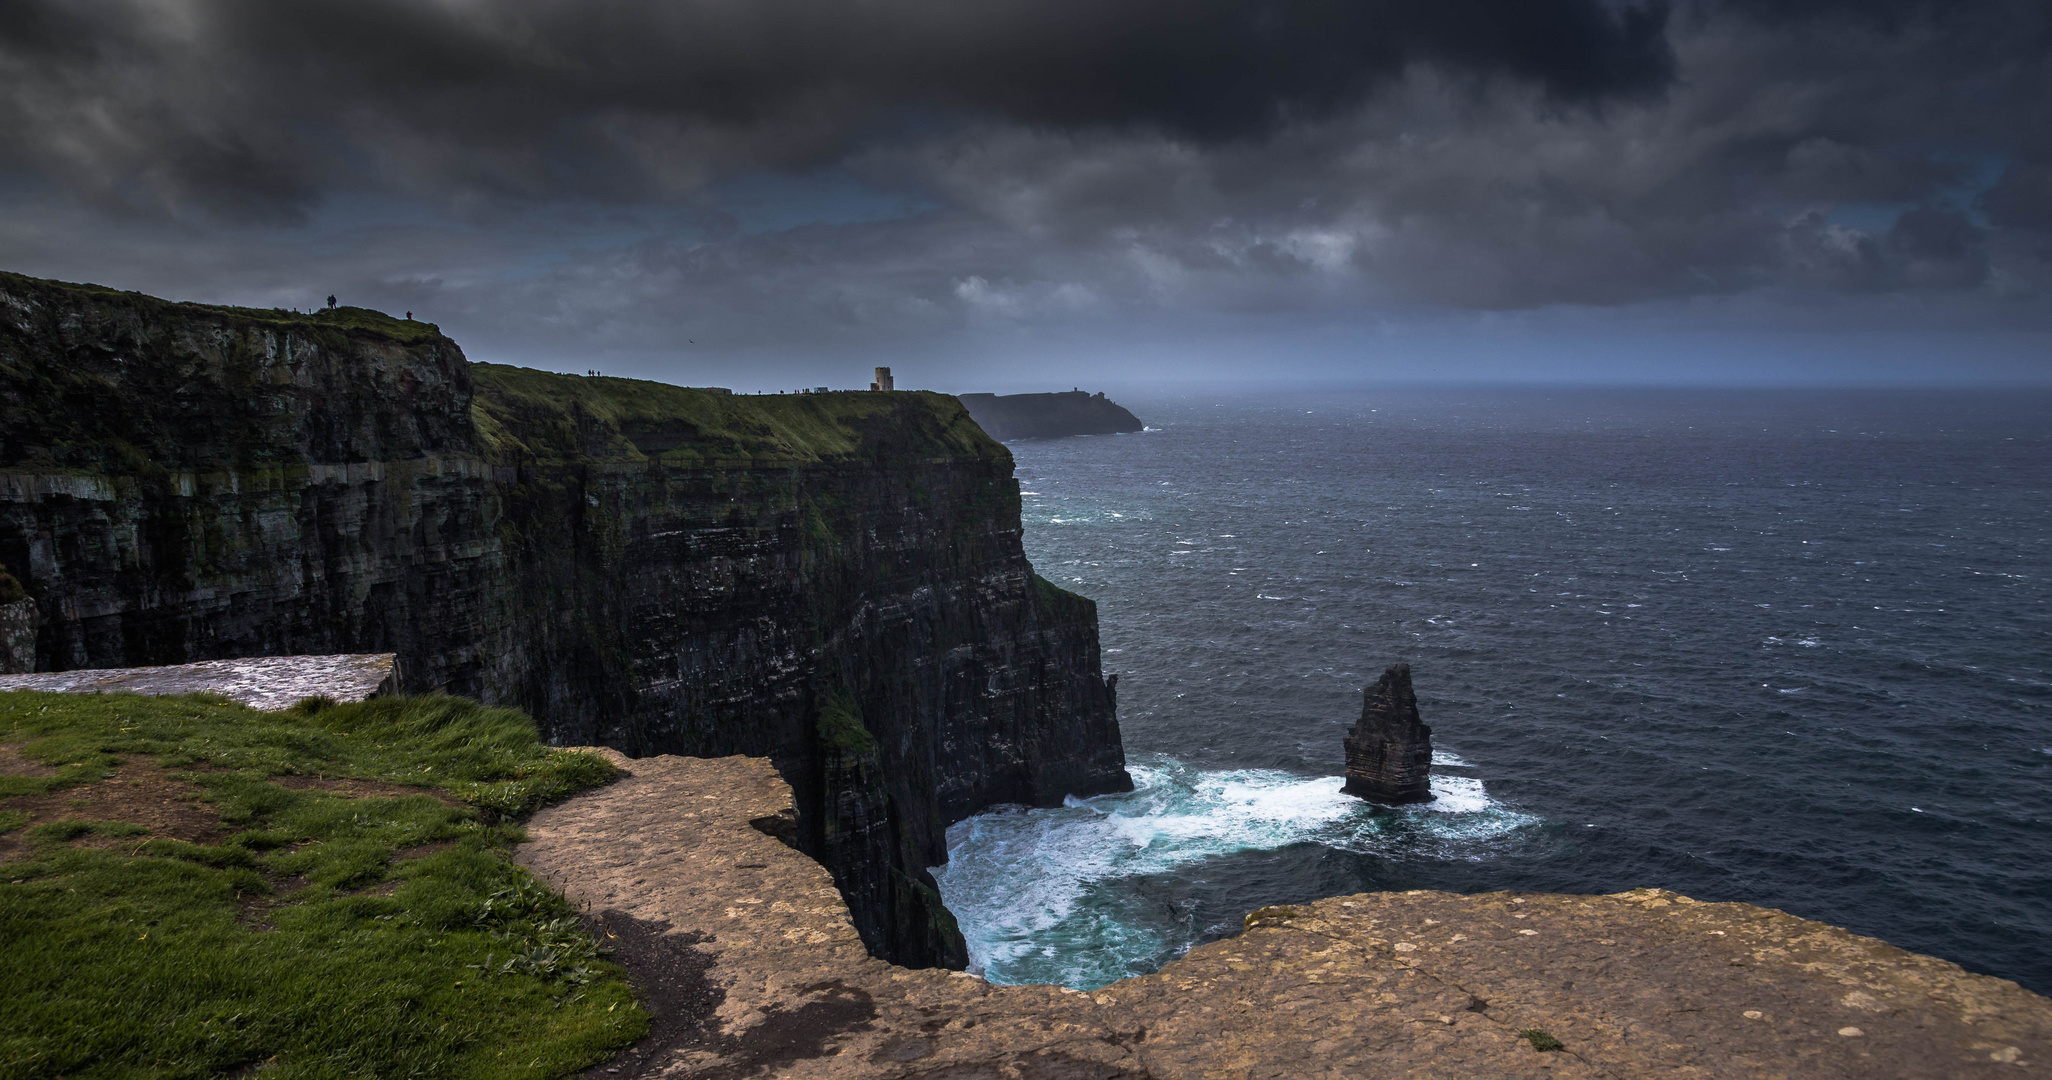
[0,270,1132,966]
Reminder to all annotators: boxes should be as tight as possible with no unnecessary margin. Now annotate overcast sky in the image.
[3,0,2048,390]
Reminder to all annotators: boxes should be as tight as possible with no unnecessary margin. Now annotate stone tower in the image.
[1342,663,1435,804]
[871,366,894,391]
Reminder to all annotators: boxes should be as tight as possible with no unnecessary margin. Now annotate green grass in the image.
[0,691,644,1079]
[814,690,879,759]
[471,362,1001,467]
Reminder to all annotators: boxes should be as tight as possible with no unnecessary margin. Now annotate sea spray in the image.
[934,752,1536,988]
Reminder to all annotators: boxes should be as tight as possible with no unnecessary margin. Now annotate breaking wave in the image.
[934,753,1536,988]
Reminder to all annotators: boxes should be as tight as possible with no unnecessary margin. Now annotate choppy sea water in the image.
[932,387,2052,993]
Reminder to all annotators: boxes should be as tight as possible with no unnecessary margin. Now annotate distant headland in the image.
[957,389,1144,440]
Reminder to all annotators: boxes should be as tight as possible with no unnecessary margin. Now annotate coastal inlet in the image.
[934,749,1533,989]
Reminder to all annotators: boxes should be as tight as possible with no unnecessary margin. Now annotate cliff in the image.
[522,750,2052,1079]
[0,270,1131,967]
[957,390,1144,440]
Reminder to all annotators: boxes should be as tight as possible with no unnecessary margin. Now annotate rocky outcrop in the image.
[1343,662,1435,805]
[0,652,398,710]
[521,750,2052,1079]
[0,270,1131,968]
[957,390,1144,440]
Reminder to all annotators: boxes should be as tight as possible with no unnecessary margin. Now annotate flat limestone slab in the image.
[0,654,399,711]
[519,752,2052,1079]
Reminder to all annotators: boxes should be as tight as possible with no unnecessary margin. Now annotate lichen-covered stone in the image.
[521,752,2052,1079]
[0,653,398,710]
[1343,662,1435,805]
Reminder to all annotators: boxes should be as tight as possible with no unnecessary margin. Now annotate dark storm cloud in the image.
[1981,162,2052,233]
[0,0,2048,355]
[0,0,1676,219]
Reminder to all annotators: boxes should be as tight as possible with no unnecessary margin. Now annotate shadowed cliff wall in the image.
[0,270,1131,966]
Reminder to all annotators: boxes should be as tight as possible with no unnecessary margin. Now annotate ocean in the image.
[931,386,2052,994]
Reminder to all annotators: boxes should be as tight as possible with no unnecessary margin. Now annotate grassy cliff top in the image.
[0,691,640,1077]
[0,269,448,346]
[471,363,1008,467]
[0,268,1005,471]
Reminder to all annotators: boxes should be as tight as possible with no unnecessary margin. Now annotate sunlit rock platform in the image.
[0,653,399,711]
[521,752,2052,1079]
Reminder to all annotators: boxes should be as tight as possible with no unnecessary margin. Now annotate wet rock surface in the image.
[525,752,2052,1079]
[1342,663,1434,805]
[0,652,398,710]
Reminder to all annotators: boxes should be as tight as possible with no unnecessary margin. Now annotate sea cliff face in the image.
[0,270,1130,966]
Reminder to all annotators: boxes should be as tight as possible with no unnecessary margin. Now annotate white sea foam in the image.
[936,754,1537,984]
[1423,775,1494,814]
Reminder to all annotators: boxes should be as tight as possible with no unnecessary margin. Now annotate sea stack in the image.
[1343,663,1435,805]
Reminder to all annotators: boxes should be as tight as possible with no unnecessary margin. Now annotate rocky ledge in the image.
[520,752,2051,1079]
[0,653,398,710]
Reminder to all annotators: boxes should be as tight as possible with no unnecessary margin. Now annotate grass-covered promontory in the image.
[0,270,447,347]
[470,362,1004,468]
[0,692,645,1079]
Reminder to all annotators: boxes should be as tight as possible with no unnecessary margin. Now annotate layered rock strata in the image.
[1343,662,1435,804]
[522,750,2052,1079]
[0,270,1131,967]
